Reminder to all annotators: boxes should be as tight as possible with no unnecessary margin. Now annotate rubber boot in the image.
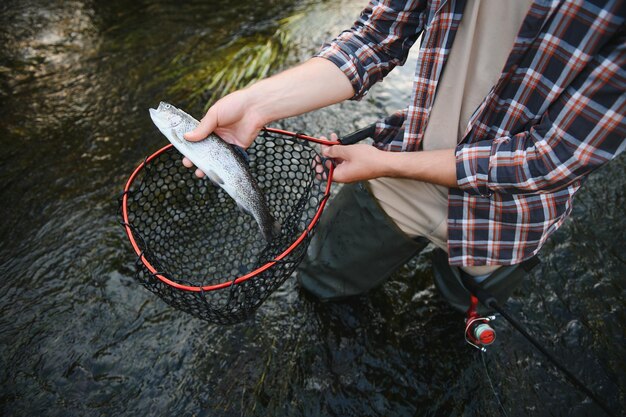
[298,182,428,301]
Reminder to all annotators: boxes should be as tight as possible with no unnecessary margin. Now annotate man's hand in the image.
[322,133,458,188]
[180,58,354,178]
[181,89,266,177]
[321,134,389,183]
[184,89,265,148]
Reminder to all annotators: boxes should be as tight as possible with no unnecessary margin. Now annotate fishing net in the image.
[120,128,332,324]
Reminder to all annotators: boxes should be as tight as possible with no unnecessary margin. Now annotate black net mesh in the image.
[120,129,330,324]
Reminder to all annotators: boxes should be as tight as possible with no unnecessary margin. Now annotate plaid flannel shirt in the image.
[317,0,626,266]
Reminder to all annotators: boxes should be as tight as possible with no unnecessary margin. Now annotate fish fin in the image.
[261,219,282,242]
[170,129,184,144]
[230,144,250,165]
[272,220,282,238]
[206,170,224,186]
[236,202,250,215]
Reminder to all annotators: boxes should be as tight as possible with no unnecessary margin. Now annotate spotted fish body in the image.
[149,102,280,241]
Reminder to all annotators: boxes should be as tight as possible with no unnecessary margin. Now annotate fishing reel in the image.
[464,294,497,351]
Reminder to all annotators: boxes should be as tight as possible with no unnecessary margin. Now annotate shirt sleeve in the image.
[315,0,427,100]
[456,30,626,197]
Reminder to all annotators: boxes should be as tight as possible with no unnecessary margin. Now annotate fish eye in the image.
[164,104,171,109]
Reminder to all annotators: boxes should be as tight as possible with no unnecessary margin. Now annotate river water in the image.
[0,1,624,416]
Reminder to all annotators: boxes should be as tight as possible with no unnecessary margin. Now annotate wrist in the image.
[379,150,401,178]
[382,149,458,188]
[242,77,287,126]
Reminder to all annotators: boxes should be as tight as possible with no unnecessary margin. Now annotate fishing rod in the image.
[461,274,618,417]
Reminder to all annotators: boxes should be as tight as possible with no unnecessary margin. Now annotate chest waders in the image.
[298,182,429,300]
[298,181,537,315]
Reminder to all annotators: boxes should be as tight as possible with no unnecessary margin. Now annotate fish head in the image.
[149,102,185,135]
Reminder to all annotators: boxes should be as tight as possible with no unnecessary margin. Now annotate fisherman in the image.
[183,0,625,309]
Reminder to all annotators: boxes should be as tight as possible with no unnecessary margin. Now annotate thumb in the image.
[184,108,217,142]
[322,144,345,159]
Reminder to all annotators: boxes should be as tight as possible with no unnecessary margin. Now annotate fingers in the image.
[182,157,194,168]
[312,154,327,181]
[181,157,205,178]
[184,108,217,142]
[320,132,343,159]
[322,143,344,159]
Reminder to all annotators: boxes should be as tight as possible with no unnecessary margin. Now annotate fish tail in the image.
[261,217,282,242]
[271,219,281,238]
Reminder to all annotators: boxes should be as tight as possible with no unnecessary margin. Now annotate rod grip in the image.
[339,123,377,145]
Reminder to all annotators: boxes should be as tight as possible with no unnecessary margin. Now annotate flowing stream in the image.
[0,1,624,416]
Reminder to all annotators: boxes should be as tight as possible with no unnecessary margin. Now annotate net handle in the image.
[264,123,376,146]
[339,123,376,145]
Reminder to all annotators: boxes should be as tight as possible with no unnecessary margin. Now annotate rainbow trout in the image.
[149,102,280,242]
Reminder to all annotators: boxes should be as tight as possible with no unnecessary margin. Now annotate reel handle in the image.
[339,123,377,145]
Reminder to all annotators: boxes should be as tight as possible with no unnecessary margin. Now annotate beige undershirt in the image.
[369,0,532,274]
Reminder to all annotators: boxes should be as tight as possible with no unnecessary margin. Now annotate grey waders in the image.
[298,181,537,312]
[298,182,428,301]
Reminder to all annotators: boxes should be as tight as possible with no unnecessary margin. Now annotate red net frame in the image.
[119,127,337,323]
